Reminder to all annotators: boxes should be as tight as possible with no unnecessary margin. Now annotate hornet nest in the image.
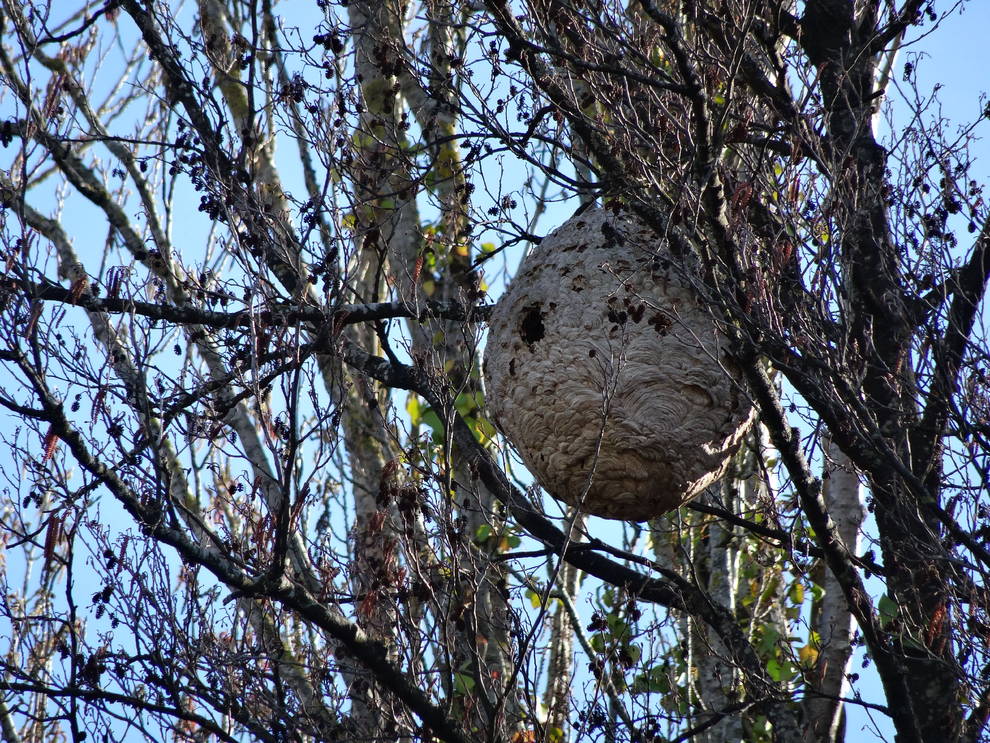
[483,205,756,520]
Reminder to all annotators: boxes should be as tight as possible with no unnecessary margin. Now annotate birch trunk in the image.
[651,426,792,743]
[802,440,863,742]
[542,511,586,742]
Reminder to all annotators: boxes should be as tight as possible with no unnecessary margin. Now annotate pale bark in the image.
[351,1,517,734]
[694,492,743,743]
[342,1,426,736]
[542,511,585,742]
[0,8,345,733]
[651,427,789,743]
[802,440,863,743]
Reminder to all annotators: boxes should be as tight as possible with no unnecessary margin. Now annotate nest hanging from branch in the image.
[483,205,756,520]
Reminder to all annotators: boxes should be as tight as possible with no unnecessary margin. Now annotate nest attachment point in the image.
[483,205,756,520]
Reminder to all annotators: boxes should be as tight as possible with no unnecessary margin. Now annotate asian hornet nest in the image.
[483,205,755,520]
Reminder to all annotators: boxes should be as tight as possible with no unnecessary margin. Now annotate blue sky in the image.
[2,2,989,740]
[844,3,990,738]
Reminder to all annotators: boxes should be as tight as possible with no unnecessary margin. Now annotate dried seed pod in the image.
[483,206,755,520]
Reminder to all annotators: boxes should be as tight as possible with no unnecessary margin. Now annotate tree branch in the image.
[4,275,490,330]
[11,351,471,743]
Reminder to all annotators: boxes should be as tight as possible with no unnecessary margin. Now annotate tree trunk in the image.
[803,440,864,742]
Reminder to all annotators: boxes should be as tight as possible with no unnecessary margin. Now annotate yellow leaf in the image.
[798,644,819,668]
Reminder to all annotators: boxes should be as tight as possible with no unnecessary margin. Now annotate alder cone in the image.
[483,206,756,520]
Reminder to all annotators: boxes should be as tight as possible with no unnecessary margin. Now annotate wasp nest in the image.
[483,205,755,520]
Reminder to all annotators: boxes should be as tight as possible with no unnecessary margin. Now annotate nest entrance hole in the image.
[519,304,545,347]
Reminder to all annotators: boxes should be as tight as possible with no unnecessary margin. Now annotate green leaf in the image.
[766,658,795,682]
[788,581,805,605]
[471,415,498,446]
[474,524,492,544]
[406,395,422,426]
[810,582,826,603]
[757,626,780,655]
[606,613,628,638]
[453,672,475,695]
[878,594,899,626]
[454,391,478,416]
[418,408,445,444]
[590,634,606,654]
[631,666,670,694]
[760,576,782,604]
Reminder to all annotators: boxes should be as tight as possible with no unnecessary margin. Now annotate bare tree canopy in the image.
[1,1,989,742]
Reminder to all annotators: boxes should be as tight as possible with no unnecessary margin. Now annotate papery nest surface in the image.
[483,205,756,520]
